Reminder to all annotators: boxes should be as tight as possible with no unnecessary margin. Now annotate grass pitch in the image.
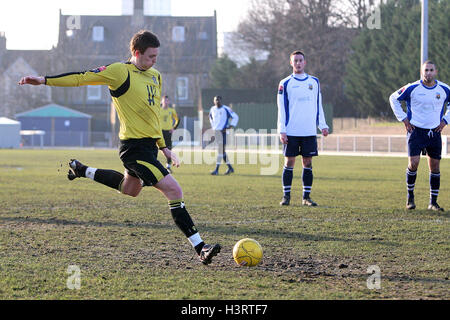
[0,149,448,299]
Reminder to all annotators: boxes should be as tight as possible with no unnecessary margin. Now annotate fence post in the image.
[337,135,340,152]
[353,136,356,152]
[370,136,374,152]
[183,116,188,145]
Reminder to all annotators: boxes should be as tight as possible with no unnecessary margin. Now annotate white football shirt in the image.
[277,73,329,136]
[389,80,450,129]
[209,105,239,130]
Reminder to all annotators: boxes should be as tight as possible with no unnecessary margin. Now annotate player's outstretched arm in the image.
[18,76,45,86]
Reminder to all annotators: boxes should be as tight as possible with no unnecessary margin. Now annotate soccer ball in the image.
[232,238,263,267]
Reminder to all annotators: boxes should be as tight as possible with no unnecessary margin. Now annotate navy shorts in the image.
[119,138,169,186]
[407,127,442,160]
[283,135,318,157]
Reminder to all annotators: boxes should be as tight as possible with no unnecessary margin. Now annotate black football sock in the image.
[302,167,313,199]
[429,172,440,204]
[282,166,293,197]
[168,199,204,254]
[406,168,417,199]
[85,168,124,191]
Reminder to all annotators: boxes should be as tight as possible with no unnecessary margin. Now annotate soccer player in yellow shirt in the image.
[160,95,179,173]
[18,30,221,265]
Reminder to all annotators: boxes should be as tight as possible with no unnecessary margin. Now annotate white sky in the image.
[0,0,251,50]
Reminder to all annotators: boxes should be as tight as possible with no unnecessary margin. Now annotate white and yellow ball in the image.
[232,238,263,267]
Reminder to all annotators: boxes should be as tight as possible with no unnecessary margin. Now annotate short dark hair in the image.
[214,96,222,100]
[290,50,305,60]
[130,30,160,55]
[422,60,436,68]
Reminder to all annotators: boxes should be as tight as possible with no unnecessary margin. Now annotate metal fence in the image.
[229,133,448,156]
[19,130,449,157]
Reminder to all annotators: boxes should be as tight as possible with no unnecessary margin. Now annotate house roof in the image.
[0,117,20,125]
[15,104,92,118]
[1,49,53,75]
[56,14,217,73]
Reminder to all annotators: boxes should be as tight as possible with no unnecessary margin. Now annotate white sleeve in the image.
[277,82,287,133]
[209,107,213,126]
[317,91,329,130]
[389,86,408,122]
[444,102,450,125]
[229,110,239,127]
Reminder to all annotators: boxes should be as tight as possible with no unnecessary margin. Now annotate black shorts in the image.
[162,130,172,150]
[407,127,442,160]
[119,138,169,186]
[283,135,318,157]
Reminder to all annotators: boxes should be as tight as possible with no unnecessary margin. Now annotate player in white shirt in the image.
[209,96,239,175]
[277,50,329,206]
[389,60,450,211]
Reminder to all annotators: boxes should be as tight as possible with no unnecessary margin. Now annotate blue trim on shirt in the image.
[397,84,419,120]
[222,107,232,130]
[311,76,320,126]
[439,84,450,121]
[292,74,309,82]
[283,79,291,127]
[420,80,438,90]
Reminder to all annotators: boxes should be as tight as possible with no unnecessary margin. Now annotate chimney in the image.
[132,0,144,26]
[0,31,6,51]
[0,32,6,65]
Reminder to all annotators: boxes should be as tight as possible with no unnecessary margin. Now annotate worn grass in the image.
[0,149,448,300]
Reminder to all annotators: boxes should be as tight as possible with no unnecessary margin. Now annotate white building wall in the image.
[0,117,21,148]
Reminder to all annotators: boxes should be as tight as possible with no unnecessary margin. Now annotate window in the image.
[172,26,185,42]
[197,31,208,40]
[87,85,101,100]
[176,77,188,100]
[92,26,104,42]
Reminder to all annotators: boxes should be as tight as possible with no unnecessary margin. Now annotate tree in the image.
[343,0,449,117]
[232,0,357,115]
[209,55,240,88]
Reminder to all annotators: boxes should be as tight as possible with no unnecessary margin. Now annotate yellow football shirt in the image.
[45,62,166,148]
[160,107,179,131]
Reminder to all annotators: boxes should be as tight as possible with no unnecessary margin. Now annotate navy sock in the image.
[224,153,233,169]
[430,172,440,204]
[282,166,293,197]
[302,167,313,199]
[406,168,417,199]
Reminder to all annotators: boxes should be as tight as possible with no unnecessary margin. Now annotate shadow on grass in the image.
[0,216,400,247]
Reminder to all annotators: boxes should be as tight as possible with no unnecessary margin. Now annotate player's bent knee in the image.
[121,186,141,197]
[121,176,142,197]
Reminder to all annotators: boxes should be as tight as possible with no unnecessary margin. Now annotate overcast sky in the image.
[0,0,251,50]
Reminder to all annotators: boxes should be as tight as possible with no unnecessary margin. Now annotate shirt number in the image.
[147,85,155,106]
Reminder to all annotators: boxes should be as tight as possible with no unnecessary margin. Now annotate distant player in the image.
[160,95,179,173]
[277,50,329,206]
[18,30,221,264]
[389,60,449,211]
[209,95,239,175]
